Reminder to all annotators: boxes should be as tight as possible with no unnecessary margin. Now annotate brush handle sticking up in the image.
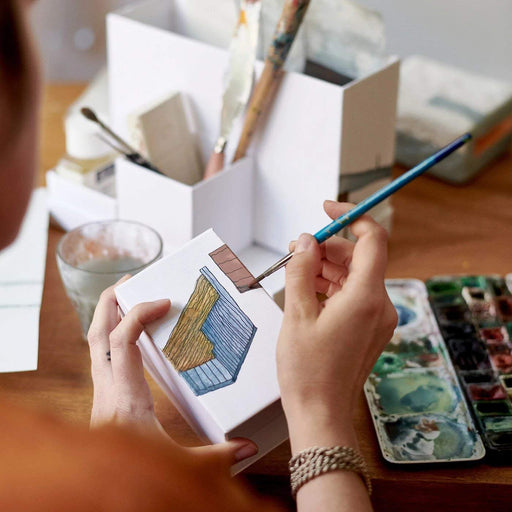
[204,0,262,180]
[232,0,311,162]
[80,107,164,175]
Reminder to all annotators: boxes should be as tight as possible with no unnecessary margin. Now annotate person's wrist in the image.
[284,403,359,455]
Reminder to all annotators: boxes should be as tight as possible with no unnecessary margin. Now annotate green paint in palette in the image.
[374,371,459,416]
[383,415,478,462]
[365,280,485,464]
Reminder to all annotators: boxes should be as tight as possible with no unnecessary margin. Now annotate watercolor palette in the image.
[365,279,485,464]
[427,275,512,458]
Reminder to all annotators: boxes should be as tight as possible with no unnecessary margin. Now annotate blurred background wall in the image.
[30,0,512,82]
[29,0,132,81]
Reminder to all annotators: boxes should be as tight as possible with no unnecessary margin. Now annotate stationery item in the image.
[56,220,163,339]
[56,111,117,196]
[128,93,203,185]
[114,229,287,473]
[0,189,48,372]
[396,55,512,184]
[204,0,261,179]
[365,279,485,463]
[232,0,312,162]
[427,275,512,458]
[108,1,399,255]
[249,133,471,287]
[46,170,117,232]
[80,107,164,175]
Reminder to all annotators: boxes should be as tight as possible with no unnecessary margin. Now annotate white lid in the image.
[65,111,112,160]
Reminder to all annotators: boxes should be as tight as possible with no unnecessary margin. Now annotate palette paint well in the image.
[370,370,459,416]
[365,279,484,464]
[427,274,512,459]
[382,415,479,462]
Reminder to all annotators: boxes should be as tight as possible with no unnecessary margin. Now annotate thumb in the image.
[193,438,259,465]
[284,233,321,320]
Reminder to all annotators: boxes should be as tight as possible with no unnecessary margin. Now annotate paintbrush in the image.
[80,107,164,175]
[245,133,472,289]
[232,0,311,162]
[204,0,262,179]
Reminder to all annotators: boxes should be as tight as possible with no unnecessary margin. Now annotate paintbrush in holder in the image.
[232,0,311,162]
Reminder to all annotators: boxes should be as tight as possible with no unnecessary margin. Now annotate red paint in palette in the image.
[496,297,512,322]
[480,327,509,343]
[468,383,507,401]
[491,353,512,374]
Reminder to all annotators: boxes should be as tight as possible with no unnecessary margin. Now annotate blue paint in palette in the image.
[365,279,485,464]
[383,415,479,462]
[395,304,417,327]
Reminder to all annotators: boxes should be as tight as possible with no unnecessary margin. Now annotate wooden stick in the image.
[233,0,311,162]
[233,63,282,162]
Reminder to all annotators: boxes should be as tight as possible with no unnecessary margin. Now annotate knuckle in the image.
[131,302,150,319]
[285,300,310,322]
[87,326,103,348]
[99,286,114,302]
[371,223,388,244]
[109,327,124,350]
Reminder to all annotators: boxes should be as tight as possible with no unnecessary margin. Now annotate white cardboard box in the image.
[46,170,117,231]
[116,156,254,254]
[107,0,399,254]
[115,229,287,473]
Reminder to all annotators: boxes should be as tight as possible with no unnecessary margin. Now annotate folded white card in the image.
[0,188,48,372]
[115,229,287,472]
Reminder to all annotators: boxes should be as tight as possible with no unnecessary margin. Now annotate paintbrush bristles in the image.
[80,107,98,123]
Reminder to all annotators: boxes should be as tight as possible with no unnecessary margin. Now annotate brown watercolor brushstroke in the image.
[209,244,261,292]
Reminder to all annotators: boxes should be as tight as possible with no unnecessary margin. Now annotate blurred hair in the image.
[0,0,31,144]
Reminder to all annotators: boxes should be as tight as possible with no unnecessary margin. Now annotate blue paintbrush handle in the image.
[314,133,471,243]
[249,133,471,286]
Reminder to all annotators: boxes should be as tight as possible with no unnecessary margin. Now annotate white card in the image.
[0,189,48,372]
[115,229,284,434]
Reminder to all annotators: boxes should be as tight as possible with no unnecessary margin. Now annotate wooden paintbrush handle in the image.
[233,0,311,162]
[233,62,282,162]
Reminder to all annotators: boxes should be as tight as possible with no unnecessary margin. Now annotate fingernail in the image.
[154,298,170,306]
[295,233,314,254]
[234,441,258,462]
[324,199,337,206]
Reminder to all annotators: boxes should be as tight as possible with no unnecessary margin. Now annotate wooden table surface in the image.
[2,84,512,511]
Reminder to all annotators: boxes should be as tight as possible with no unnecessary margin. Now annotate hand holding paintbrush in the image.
[233,0,311,162]
[245,133,472,289]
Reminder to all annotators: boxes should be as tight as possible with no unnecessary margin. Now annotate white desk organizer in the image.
[116,156,254,254]
[108,0,399,255]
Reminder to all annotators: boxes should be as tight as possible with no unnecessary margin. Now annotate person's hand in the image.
[277,200,397,453]
[87,277,259,464]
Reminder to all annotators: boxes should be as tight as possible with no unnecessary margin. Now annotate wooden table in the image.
[2,84,512,511]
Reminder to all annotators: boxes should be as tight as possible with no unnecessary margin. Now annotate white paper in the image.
[115,229,283,434]
[0,189,48,372]
[46,170,117,231]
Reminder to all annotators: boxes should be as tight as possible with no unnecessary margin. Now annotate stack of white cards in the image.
[115,229,287,472]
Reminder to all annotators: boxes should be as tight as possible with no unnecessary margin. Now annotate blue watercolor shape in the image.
[180,267,257,396]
